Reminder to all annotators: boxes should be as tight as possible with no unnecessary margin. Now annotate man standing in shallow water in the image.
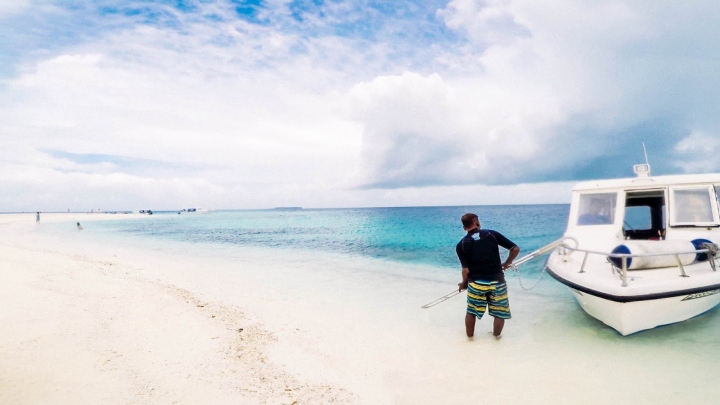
[456,213,520,339]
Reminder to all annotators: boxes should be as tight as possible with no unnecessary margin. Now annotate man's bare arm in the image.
[502,246,520,270]
[458,268,470,292]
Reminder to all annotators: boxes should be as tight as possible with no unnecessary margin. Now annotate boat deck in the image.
[547,251,720,300]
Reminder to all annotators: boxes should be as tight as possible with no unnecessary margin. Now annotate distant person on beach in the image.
[456,213,519,339]
[77,222,83,230]
[36,212,40,223]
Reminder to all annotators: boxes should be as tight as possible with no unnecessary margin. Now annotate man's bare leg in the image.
[493,317,505,337]
[465,313,476,337]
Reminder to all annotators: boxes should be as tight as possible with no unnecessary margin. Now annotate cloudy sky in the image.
[1,0,719,211]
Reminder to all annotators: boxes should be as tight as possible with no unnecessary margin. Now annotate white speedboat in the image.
[545,164,720,335]
[132,210,154,215]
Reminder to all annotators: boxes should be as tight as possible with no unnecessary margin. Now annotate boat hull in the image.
[548,268,720,335]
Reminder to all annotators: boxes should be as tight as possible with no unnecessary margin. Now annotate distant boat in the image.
[133,210,154,215]
[179,208,209,214]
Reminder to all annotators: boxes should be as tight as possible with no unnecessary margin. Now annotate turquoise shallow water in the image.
[79,204,720,336]
[24,205,720,403]
[90,205,570,273]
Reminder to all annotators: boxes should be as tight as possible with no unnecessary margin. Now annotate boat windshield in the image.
[577,193,616,225]
[671,188,714,224]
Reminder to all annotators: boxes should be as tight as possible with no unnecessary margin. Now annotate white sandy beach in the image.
[0,214,354,405]
[3,213,720,405]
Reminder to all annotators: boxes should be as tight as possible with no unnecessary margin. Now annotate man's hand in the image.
[458,281,468,292]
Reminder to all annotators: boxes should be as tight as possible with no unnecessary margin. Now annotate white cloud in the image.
[2,1,720,211]
[673,131,720,173]
[0,35,364,210]
[437,0,531,46]
[0,0,30,16]
[345,71,558,187]
[345,0,720,188]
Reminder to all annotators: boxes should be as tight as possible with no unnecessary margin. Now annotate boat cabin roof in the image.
[564,171,720,252]
[573,173,720,192]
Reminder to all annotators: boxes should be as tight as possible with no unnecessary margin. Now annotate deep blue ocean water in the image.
[93,205,570,273]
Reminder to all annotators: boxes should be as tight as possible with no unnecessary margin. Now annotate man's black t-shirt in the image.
[456,229,517,283]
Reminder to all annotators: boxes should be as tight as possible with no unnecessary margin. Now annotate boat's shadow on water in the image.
[544,297,720,343]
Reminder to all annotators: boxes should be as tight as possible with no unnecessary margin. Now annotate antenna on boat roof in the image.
[633,141,651,178]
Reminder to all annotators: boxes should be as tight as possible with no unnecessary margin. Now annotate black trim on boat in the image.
[545,266,720,303]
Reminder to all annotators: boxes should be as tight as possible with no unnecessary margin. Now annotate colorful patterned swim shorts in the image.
[467,281,511,320]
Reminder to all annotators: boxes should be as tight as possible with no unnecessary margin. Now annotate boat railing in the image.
[513,236,579,267]
[555,243,718,287]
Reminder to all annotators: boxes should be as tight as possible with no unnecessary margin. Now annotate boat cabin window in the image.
[669,186,718,226]
[623,191,665,240]
[577,193,616,225]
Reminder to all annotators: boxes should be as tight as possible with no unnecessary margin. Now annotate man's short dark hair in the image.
[461,213,478,228]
